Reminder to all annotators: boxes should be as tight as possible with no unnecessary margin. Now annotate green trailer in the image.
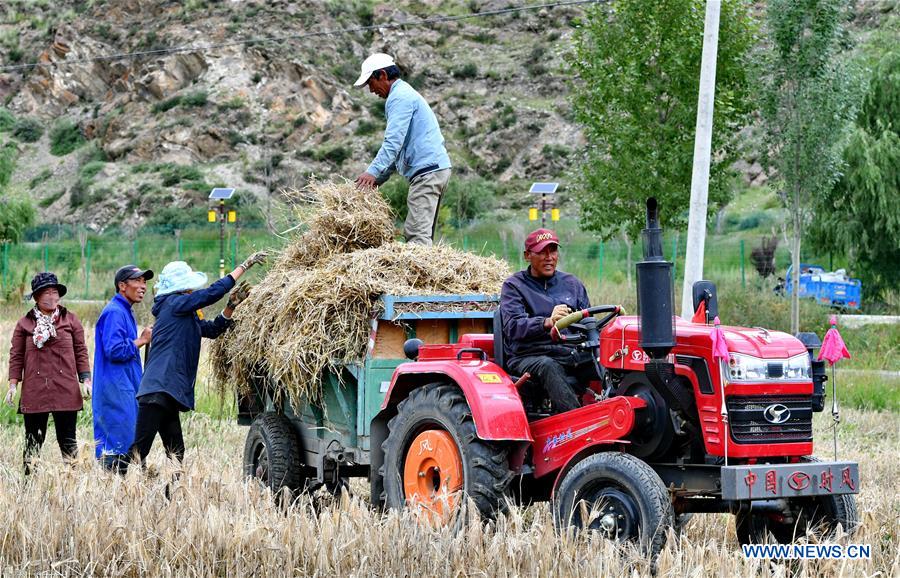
[237,294,498,494]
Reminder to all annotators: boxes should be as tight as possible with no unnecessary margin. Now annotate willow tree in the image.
[759,0,860,333]
[0,143,35,244]
[0,192,35,244]
[568,0,756,242]
[809,47,900,297]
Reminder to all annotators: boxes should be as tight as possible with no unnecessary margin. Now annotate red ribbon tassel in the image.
[819,315,851,366]
[711,316,729,362]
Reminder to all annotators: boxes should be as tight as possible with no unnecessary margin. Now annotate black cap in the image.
[29,272,67,300]
[114,265,154,291]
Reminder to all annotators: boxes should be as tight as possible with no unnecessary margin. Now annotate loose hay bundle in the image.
[276,180,395,267]
[210,180,510,407]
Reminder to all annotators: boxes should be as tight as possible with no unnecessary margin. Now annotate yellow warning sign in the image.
[476,373,502,384]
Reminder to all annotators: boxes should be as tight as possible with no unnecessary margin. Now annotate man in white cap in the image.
[353,53,452,246]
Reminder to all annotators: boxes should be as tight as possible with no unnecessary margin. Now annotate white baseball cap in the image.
[353,53,396,87]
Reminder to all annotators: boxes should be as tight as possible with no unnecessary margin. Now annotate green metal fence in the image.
[0,226,845,302]
[0,228,281,301]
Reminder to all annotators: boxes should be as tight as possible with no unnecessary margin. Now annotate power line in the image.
[0,0,600,73]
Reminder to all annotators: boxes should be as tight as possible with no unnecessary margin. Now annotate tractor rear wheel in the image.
[381,383,514,521]
[243,412,308,497]
[553,452,674,558]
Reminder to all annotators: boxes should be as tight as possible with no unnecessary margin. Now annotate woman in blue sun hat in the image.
[128,251,267,469]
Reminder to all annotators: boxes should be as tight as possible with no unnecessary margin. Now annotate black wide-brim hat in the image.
[29,272,67,300]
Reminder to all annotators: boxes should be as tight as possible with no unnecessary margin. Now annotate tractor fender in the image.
[378,359,533,442]
[524,396,647,496]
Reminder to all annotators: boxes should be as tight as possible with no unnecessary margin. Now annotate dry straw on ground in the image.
[210,180,509,406]
[0,408,896,576]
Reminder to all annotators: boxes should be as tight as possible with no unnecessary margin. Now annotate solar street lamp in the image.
[528,182,559,228]
[209,188,236,278]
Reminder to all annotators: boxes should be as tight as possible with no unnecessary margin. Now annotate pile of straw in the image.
[210,181,509,405]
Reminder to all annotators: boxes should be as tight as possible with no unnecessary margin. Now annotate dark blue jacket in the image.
[92,294,143,457]
[500,267,590,364]
[138,275,235,411]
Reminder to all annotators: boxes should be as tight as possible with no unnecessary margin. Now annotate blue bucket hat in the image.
[155,261,208,296]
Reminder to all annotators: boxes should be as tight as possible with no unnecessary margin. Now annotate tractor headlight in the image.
[784,353,812,380]
[726,352,811,382]
[727,353,768,381]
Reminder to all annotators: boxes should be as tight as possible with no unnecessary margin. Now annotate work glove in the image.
[227,281,252,310]
[240,251,269,270]
[5,383,16,407]
[80,380,92,400]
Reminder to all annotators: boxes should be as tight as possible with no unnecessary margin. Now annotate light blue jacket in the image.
[366,79,451,182]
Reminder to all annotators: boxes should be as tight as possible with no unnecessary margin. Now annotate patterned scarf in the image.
[32,307,60,349]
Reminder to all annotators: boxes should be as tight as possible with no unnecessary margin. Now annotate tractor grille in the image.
[726,395,813,444]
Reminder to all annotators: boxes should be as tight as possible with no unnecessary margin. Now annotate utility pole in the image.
[218,198,225,279]
[680,0,721,319]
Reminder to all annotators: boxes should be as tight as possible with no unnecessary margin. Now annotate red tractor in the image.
[368,199,859,554]
[241,199,859,557]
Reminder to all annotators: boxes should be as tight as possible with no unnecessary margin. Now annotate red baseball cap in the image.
[524,228,560,253]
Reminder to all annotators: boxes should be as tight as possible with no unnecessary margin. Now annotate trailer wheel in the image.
[243,413,307,497]
[381,383,513,521]
[553,452,674,557]
[736,456,859,545]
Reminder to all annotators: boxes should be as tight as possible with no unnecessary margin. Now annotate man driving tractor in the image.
[500,228,595,413]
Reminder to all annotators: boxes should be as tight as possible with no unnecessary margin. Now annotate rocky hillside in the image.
[0,0,586,231]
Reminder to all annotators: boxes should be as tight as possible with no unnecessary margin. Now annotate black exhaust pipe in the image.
[637,198,675,360]
[636,199,688,411]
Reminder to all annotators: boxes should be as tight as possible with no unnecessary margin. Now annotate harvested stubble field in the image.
[0,398,896,576]
[0,313,897,576]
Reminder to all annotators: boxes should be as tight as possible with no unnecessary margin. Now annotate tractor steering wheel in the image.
[551,304,625,343]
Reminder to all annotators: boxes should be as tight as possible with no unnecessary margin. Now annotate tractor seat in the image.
[493,309,592,421]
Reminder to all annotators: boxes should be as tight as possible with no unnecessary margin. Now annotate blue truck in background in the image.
[785,264,862,310]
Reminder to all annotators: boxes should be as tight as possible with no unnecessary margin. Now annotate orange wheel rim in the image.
[403,429,464,518]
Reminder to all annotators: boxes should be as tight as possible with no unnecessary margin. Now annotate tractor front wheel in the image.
[553,452,674,557]
[381,383,514,522]
[736,493,859,545]
[736,456,859,545]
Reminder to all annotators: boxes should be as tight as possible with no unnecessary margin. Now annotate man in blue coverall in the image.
[353,53,452,246]
[500,229,595,413]
[93,265,154,472]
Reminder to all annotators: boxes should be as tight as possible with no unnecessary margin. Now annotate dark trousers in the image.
[507,352,596,413]
[23,411,78,475]
[129,397,185,466]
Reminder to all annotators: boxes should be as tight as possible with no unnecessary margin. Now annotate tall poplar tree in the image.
[568,0,756,241]
[759,0,860,332]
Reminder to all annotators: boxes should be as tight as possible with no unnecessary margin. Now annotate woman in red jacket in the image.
[6,272,91,474]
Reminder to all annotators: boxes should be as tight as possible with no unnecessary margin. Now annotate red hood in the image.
[673,317,807,358]
[607,316,808,359]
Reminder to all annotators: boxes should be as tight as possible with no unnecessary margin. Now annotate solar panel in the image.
[209,187,236,200]
[529,182,559,194]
